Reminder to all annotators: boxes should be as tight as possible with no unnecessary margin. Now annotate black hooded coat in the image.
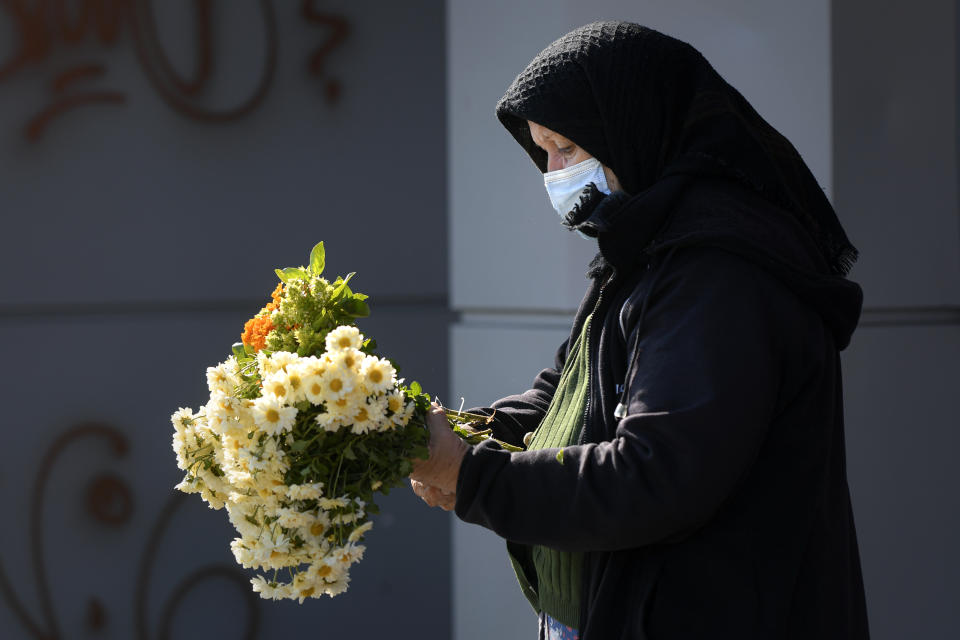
[453,22,870,639]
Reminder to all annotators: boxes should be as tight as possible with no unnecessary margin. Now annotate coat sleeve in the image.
[454,248,788,552]
[467,340,568,448]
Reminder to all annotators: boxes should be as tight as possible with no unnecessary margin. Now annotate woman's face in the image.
[527,120,622,192]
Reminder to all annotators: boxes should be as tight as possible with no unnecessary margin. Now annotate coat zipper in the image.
[577,270,617,446]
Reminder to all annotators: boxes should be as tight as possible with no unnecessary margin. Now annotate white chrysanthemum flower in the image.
[359,356,396,394]
[349,396,387,435]
[318,365,356,402]
[328,347,363,373]
[257,350,298,378]
[227,504,262,539]
[292,573,320,603]
[333,543,366,567]
[207,392,241,425]
[368,395,389,430]
[386,391,406,415]
[314,410,343,432]
[392,398,416,427]
[174,476,199,493]
[171,407,199,433]
[318,496,350,510]
[271,351,298,372]
[276,507,311,530]
[325,325,363,352]
[310,555,345,585]
[251,395,298,435]
[232,538,258,568]
[287,483,324,501]
[323,573,350,596]
[302,371,326,405]
[348,521,373,543]
[308,511,332,538]
[206,357,238,395]
[251,575,282,600]
[332,511,359,525]
[284,360,309,403]
[262,371,294,404]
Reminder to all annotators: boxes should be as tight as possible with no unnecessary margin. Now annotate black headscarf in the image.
[496,21,858,277]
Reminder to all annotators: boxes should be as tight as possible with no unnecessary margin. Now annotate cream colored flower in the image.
[325,325,363,352]
[206,392,241,428]
[284,361,309,404]
[348,521,373,543]
[206,357,238,395]
[392,398,415,427]
[307,511,332,538]
[262,371,293,404]
[251,575,281,600]
[359,356,396,394]
[276,508,311,530]
[251,395,298,435]
[314,409,344,432]
[302,371,326,405]
[318,365,356,402]
[257,350,297,378]
[287,483,324,501]
[328,347,363,373]
[349,395,387,435]
[386,391,406,415]
[318,496,350,510]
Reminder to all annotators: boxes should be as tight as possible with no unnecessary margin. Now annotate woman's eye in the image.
[558,146,574,156]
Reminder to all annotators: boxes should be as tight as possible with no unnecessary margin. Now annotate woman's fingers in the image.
[410,478,456,511]
[410,405,469,495]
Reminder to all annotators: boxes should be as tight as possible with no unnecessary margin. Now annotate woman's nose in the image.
[546,152,565,172]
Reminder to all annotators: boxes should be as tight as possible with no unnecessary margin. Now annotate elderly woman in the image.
[411,21,869,639]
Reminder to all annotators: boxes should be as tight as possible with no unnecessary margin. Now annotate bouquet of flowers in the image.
[171,242,513,602]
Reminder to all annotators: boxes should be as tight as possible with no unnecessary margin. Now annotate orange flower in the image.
[241,284,284,352]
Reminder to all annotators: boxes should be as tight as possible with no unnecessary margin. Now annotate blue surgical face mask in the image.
[543,157,611,233]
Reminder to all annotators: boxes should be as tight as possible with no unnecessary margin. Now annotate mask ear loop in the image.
[614,245,681,420]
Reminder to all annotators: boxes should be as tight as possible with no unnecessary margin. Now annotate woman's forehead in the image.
[527,120,575,149]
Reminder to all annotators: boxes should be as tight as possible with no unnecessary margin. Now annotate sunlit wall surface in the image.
[0,2,452,638]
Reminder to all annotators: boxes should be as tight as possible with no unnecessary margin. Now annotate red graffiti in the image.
[0,0,350,141]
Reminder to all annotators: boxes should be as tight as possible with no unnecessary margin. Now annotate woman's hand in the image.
[410,479,456,511]
[409,404,468,509]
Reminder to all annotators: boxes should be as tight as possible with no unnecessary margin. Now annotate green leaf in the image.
[341,298,370,318]
[309,241,326,276]
[231,342,246,360]
[332,272,356,298]
[343,445,357,461]
[410,381,422,396]
[275,267,308,283]
[556,449,565,464]
[290,440,308,452]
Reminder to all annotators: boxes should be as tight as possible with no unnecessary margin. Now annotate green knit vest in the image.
[508,314,592,628]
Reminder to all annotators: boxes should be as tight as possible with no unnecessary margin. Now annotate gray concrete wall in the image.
[834,1,960,638]
[0,2,451,638]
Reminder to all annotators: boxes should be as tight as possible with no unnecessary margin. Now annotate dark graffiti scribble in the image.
[135,493,261,640]
[26,82,127,140]
[0,1,350,141]
[130,0,279,122]
[0,422,260,639]
[301,0,350,104]
[86,472,134,526]
[0,0,127,83]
